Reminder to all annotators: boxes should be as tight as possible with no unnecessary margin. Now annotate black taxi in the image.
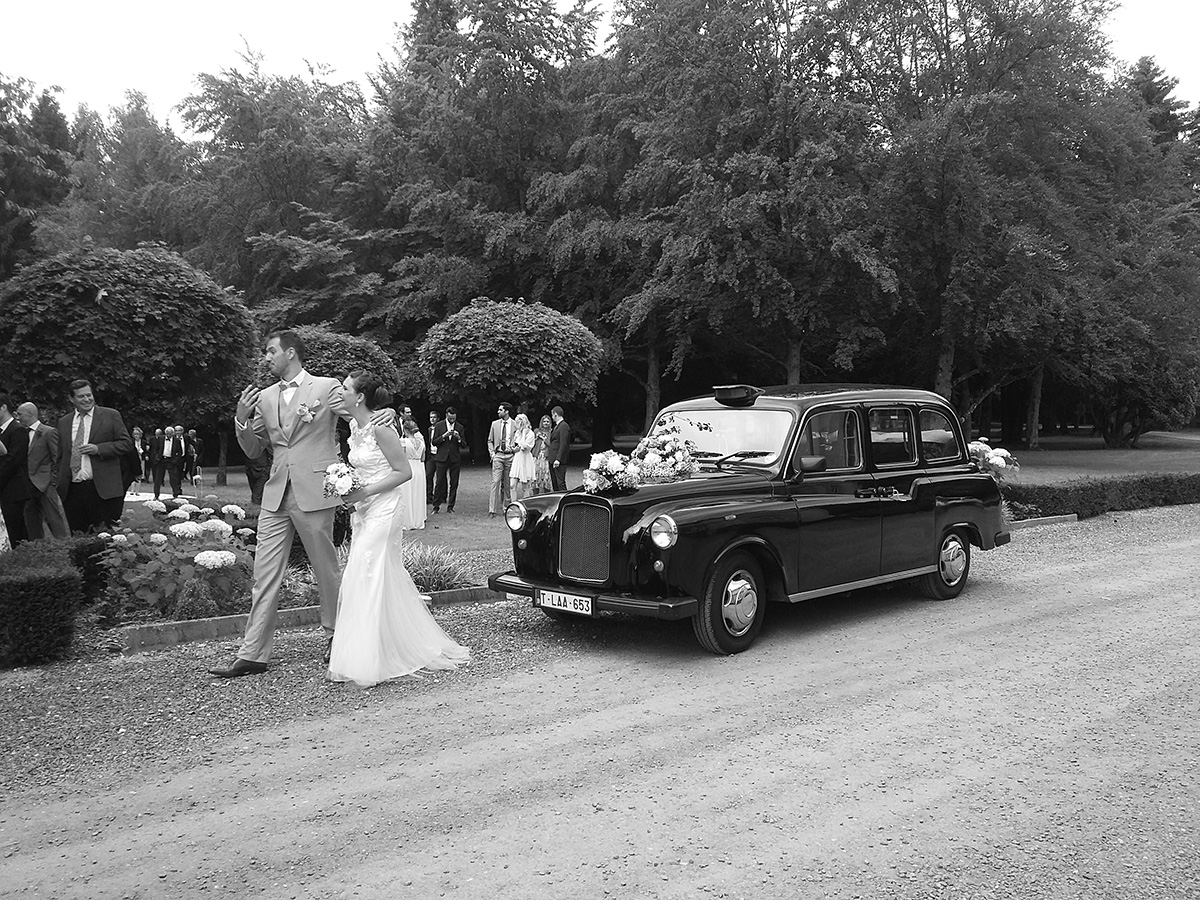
[488,384,1010,654]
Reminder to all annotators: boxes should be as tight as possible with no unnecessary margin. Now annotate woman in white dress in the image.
[328,372,469,687]
[398,416,426,530]
[509,413,537,500]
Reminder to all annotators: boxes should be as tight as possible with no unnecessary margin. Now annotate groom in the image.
[209,330,344,677]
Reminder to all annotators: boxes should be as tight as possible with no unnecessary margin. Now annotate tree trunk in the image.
[934,328,954,400]
[1025,365,1044,450]
[216,430,228,487]
[644,339,661,430]
[786,340,802,384]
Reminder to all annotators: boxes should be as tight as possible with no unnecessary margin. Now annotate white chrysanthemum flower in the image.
[222,504,247,520]
[643,451,662,467]
[605,454,625,474]
[143,500,167,513]
[199,507,215,516]
[167,509,190,520]
[97,532,112,540]
[236,527,255,538]
[989,456,1007,469]
[170,497,189,507]
[194,549,237,569]
[335,475,354,494]
[178,503,201,514]
[110,534,128,544]
[590,453,606,470]
[169,521,204,539]
[148,533,168,545]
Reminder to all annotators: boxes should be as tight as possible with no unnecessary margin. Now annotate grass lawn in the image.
[124,430,1199,554]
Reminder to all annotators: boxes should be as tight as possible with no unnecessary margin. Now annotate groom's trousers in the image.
[239,485,341,663]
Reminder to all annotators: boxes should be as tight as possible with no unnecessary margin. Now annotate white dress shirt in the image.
[72,410,94,481]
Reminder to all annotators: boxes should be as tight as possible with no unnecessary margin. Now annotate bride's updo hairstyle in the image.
[348,371,394,411]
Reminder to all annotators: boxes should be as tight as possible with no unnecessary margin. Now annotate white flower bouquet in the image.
[631,418,698,484]
[323,462,363,500]
[582,450,642,495]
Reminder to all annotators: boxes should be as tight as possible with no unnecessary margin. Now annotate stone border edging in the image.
[1008,513,1078,530]
[121,586,505,654]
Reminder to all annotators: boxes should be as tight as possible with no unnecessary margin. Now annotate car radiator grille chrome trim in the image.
[558,500,611,583]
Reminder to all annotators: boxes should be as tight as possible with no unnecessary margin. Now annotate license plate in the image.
[538,590,593,616]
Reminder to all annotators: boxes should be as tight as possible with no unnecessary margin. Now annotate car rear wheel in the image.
[693,551,766,654]
[918,528,971,600]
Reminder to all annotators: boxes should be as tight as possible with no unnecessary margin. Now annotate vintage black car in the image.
[488,384,1010,654]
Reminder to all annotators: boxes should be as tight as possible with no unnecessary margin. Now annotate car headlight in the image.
[649,514,678,549]
[505,501,528,532]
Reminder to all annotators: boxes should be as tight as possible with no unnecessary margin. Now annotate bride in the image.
[327,371,470,686]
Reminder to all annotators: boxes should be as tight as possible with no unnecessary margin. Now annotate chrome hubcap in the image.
[722,571,758,637]
[939,536,967,585]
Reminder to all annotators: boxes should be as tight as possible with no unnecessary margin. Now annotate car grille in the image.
[558,500,611,583]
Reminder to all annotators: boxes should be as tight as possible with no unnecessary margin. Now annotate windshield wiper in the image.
[714,450,770,469]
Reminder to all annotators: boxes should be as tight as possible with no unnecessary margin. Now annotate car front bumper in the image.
[488,571,698,620]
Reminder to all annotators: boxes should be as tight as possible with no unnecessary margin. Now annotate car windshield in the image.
[653,408,794,467]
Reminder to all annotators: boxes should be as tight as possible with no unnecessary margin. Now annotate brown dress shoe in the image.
[208,658,268,678]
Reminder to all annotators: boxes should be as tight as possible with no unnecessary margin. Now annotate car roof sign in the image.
[713,384,765,407]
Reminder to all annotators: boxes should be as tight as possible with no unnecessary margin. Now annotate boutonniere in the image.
[296,398,322,423]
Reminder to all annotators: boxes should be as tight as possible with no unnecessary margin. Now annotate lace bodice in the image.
[348,420,396,486]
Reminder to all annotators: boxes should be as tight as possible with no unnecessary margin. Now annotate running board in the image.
[786,566,938,603]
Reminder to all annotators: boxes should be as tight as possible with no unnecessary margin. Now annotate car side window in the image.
[794,409,861,472]
[919,408,963,463]
[868,408,916,466]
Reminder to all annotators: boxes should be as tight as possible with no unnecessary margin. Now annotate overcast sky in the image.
[2,1,1197,131]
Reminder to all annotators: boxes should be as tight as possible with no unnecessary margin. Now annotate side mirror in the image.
[791,455,827,480]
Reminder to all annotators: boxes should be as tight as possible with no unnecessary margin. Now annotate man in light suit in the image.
[17,402,69,539]
[210,330,345,678]
[0,395,33,545]
[487,402,516,517]
[56,379,133,533]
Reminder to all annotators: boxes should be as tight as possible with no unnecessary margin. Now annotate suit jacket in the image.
[26,422,61,493]
[487,418,516,457]
[0,419,34,502]
[236,376,343,513]
[431,420,465,464]
[547,420,571,466]
[56,406,134,501]
[157,435,187,470]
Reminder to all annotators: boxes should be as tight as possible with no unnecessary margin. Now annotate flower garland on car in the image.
[582,418,699,495]
[968,437,1019,482]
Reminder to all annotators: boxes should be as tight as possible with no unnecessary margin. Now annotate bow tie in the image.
[281,380,298,389]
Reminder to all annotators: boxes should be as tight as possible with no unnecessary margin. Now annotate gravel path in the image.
[2,505,1199,899]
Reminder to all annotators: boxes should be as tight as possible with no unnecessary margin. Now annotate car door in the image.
[866,405,935,575]
[788,406,881,592]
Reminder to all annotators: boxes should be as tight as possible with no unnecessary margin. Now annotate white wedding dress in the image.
[399,433,426,530]
[328,421,470,686]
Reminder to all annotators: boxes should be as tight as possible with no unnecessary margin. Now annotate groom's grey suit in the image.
[235,372,343,663]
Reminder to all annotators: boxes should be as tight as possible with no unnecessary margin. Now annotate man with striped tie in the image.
[55,378,134,533]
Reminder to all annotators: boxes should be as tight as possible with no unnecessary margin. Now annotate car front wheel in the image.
[919,529,971,600]
[693,551,766,654]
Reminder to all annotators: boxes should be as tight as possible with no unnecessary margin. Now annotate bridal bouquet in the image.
[630,418,698,483]
[323,462,363,499]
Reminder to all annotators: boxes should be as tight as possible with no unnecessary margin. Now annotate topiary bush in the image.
[1005,473,1200,520]
[0,566,83,666]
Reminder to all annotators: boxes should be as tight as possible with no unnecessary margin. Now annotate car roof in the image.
[664,384,953,413]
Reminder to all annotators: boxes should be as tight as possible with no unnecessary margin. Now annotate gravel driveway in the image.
[2,505,1198,899]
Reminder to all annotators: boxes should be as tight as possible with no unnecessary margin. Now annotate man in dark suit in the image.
[547,405,571,492]
[430,406,465,513]
[17,402,70,539]
[153,426,186,499]
[425,410,439,504]
[0,394,34,545]
[56,378,134,532]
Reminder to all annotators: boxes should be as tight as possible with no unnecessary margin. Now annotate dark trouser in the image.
[1,499,29,546]
[24,487,70,539]
[154,460,183,497]
[425,458,437,503]
[432,461,460,511]
[62,480,123,533]
[551,464,567,492]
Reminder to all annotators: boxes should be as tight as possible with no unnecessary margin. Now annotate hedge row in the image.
[1006,473,1200,521]
[0,536,106,667]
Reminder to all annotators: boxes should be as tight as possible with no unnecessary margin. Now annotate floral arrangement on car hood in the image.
[968,437,1019,482]
[582,419,699,494]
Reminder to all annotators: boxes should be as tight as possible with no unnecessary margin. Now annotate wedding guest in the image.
[185,428,203,482]
[431,407,465,514]
[487,402,516,517]
[509,413,537,501]
[17,402,69,539]
[245,445,273,507]
[0,395,33,545]
[131,427,147,484]
[547,405,571,491]
[399,416,426,530]
[425,410,439,504]
[532,414,553,495]
[56,378,134,533]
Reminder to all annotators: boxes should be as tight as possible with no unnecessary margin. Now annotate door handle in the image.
[854,487,878,498]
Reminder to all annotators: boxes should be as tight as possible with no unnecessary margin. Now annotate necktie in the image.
[71,414,86,475]
[501,422,508,452]
[282,380,298,390]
